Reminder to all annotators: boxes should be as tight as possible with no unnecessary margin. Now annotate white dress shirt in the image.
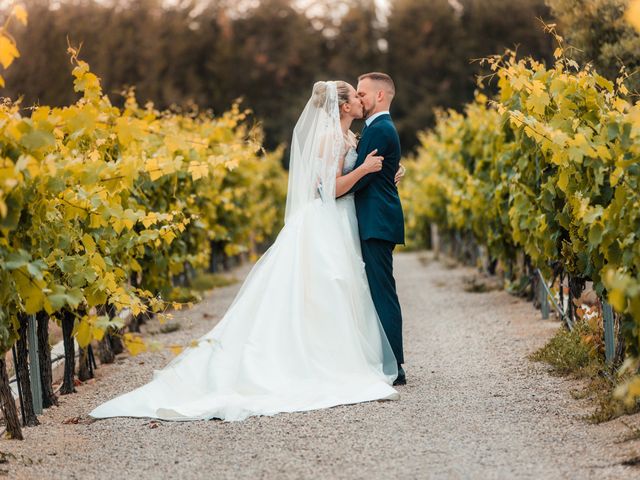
[365,110,390,127]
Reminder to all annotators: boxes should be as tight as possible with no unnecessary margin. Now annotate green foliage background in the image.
[3,0,554,153]
[547,0,640,91]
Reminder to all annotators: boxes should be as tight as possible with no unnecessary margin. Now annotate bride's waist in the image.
[337,193,354,202]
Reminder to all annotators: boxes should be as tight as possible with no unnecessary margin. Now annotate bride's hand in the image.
[362,149,384,174]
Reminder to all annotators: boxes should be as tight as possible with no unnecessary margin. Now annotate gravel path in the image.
[3,251,640,479]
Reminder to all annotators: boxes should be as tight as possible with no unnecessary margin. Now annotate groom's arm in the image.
[345,130,390,195]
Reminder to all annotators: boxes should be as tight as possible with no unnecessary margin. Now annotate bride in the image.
[89,81,400,422]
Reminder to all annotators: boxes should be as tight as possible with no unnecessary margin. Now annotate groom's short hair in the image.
[358,72,395,97]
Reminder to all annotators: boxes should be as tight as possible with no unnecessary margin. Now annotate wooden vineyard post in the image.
[602,300,615,365]
[536,270,567,327]
[540,280,550,319]
[27,315,43,415]
[430,223,440,258]
[536,272,550,319]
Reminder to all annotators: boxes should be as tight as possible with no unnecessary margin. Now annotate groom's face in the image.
[356,78,376,119]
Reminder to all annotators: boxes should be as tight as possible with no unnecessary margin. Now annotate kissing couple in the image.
[90,72,406,422]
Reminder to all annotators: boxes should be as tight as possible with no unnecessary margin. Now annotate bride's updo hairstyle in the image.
[312,81,350,111]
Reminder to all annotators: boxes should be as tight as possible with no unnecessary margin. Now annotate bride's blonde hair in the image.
[312,81,351,110]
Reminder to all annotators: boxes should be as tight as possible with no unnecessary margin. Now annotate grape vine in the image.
[0,6,286,438]
[401,40,640,402]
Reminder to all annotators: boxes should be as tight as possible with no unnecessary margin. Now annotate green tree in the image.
[546,0,640,89]
[386,0,467,150]
[218,0,325,150]
[463,0,553,63]
[325,0,384,81]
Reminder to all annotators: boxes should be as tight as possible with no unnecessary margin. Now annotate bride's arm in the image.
[335,149,383,198]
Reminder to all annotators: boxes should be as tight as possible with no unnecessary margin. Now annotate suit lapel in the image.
[356,127,368,154]
[357,114,391,154]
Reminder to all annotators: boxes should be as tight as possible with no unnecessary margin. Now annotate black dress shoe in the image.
[393,366,406,386]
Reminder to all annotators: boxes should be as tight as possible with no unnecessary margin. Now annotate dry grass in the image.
[190,272,238,291]
[530,321,640,423]
[462,275,502,293]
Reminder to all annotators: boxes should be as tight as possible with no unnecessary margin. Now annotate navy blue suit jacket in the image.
[347,114,405,245]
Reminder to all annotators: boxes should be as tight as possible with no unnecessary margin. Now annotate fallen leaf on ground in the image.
[62,416,95,425]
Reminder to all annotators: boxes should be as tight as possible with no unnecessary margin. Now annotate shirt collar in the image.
[365,110,390,127]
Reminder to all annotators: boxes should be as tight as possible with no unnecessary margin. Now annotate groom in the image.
[346,72,406,385]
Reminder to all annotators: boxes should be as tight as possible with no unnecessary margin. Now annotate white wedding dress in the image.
[89,82,399,422]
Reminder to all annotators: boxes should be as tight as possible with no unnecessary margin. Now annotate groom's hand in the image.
[394,163,406,185]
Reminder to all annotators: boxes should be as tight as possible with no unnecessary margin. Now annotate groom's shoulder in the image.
[369,116,395,134]
[369,118,398,142]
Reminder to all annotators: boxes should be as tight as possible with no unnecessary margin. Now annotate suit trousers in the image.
[360,238,404,365]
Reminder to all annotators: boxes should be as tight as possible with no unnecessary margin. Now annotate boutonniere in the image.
[354,131,361,143]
